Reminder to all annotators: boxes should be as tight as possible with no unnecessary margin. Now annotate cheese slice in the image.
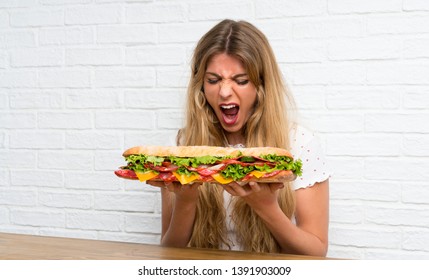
[136,171,159,182]
[250,170,267,178]
[173,172,200,185]
[211,173,234,184]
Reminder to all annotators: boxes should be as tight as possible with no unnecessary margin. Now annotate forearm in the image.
[254,205,328,256]
[161,195,198,247]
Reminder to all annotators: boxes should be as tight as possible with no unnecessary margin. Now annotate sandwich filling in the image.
[117,152,302,185]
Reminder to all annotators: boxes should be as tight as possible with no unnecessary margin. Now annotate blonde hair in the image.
[178,19,297,253]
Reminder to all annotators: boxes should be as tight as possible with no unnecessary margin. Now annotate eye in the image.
[207,79,220,85]
[236,79,249,85]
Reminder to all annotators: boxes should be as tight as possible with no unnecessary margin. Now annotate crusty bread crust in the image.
[123,145,292,158]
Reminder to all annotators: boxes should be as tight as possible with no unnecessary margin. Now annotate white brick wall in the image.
[1,0,429,260]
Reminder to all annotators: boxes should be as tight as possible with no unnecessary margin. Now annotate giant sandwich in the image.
[115,145,302,185]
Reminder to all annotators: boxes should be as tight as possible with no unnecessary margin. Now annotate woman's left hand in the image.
[223,181,284,209]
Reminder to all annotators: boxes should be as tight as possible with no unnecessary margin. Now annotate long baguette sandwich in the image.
[115,145,302,185]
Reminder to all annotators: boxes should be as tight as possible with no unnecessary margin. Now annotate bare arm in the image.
[224,179,329,256]
[150,181,200,247]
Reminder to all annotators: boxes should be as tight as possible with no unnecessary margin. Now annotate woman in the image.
[148,19,330,256]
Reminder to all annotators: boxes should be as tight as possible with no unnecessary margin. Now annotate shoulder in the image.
[289,123,331,191]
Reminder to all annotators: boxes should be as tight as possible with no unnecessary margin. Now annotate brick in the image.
[65,4,121,25]
[190,1,252,21]
[66,131,122,150]
[38,112,93,129]
[67,212,121,231]
[66,47,122,66]
[255,0,324,18]
[124,89,186,109]
[94,150,124,171]
[330,180,401,202]
[159,22,214,43]
[301,113,363,132]
[328,157,364,180]
[0,11,8,28]
[330,203,363,224]
[10,91,62,109]
[65,171,121,191]
[292,86,326,109]
[39,69,91,88]
[10,9,63,27]
[290,64,366,85]
[38,151,93,170]
[126,3,185,23]
[156,110,184,130]
[403,229,429,252]
[97,25,156,44]
[10,131,64,149]
[11,209,65,227]
[366,206,429,227]
[0,207,8,224]
[41,0,90,4]
[39,27,94,45]
[125,213,161,234]
[273,41,325,63]
[96,111,155,129]
[10,48,63,67]
[94,193,156,212]
[365,158,429,181]
[0,71,37,88]
[125,131,177,147]
[156,66,190,88]
[65,90,122,109]
[328,38,401,61]
[367,15,429,35]
[326,87,400,109]
[1,31,36,48]
[0,150,36,168]
[326,134,401,156]
[367,62,429,85]
[39,191,92,209]
[330,226,401,249]
[404,0,429,11]
[404,38,429,58]
[0,189,37,206]
[0,112,37,128]
[365,250,429,260]
[403,135,429,156]
[0,0,37,7]
[255,20,293,41]
[402,183,429,204]
[328,0,402,14]
[403,89,429,109]
[125,45,185,66]
[365,114,429,133]
[94,68,155,88]
[293,18,364,39]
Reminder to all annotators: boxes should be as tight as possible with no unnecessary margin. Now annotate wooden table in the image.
[0,232,329,260]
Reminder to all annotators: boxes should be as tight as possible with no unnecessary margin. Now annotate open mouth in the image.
[220,104,239,125]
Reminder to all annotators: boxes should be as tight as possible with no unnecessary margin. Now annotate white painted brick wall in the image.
[1,0,429,260]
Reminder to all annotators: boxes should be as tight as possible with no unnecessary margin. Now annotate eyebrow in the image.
[205,72,248,79]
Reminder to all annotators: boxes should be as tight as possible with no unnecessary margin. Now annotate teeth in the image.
[221,105,237,109]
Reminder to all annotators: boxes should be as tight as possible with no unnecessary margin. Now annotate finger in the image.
[248,181,261,192]
[228,182,250,197]
[223,184,239,196]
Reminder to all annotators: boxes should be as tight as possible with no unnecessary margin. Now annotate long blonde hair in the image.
[177,19,297,253]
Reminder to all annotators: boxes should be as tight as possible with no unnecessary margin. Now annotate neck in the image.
[225,131,245,146]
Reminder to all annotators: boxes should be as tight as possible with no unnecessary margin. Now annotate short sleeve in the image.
[289,125,331,191]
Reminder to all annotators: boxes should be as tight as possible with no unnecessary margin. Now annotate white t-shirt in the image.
[222,124,331,250]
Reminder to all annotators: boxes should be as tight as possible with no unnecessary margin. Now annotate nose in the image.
[219,79,233,99]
